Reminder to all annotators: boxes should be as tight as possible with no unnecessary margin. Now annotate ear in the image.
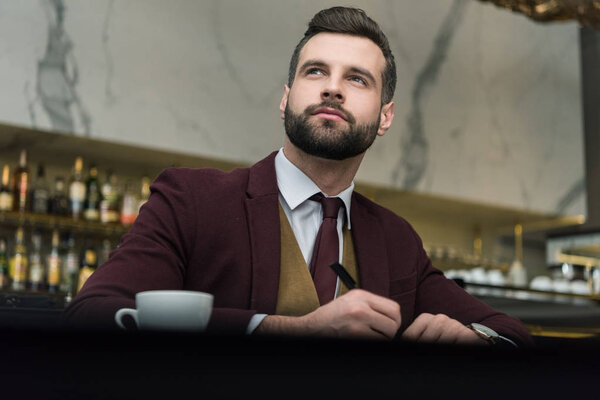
[377,101,394,136]
[279,85,290,120]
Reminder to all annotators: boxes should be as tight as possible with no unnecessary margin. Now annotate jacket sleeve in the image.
[410,228,534,347]
[62,168,256,334]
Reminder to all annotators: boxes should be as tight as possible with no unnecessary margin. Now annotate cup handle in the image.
[115,308,138,330]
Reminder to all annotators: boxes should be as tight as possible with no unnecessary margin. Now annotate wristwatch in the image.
[466,323,501,345]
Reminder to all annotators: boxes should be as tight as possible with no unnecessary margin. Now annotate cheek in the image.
[289,81,321,104]
[350,97,381,122]
[287,90,310,113]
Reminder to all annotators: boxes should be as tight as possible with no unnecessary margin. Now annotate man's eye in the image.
[350,76,366,85]
[307,68,323,75]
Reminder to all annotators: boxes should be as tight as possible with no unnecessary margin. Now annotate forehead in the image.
[298,33,386,84]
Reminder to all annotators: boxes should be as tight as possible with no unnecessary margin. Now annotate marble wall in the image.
[0,0,586,217]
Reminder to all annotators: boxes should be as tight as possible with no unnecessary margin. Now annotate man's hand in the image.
[401,313,487,345]
[255,289,401,340]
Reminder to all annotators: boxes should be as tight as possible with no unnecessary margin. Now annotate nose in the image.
[320,78,345,103]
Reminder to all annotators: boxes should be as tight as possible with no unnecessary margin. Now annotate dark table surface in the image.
[1,327,600,400]
[1,291,600,399]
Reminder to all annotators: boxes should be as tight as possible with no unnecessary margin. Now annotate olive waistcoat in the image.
[275,204,359,316]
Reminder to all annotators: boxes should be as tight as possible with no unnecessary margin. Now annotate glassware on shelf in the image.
[12,149,30,213]
[77,245,97,293]
[46,229,61,293]
[138,176,150,212]
[61,232,79,301]
[0,165,13,212]
[120,180,138,226]
[28,229,44,292]
[507,223,528,288]
[97,238,112,267]
[100,171,120,224]
[49,176,70,216]
[30,164,49,214]
[83,165,101,222]
[68,157,85,220]
[10,226,28,291]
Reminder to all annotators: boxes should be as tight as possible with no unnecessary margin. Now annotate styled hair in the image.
[288,6,396,104]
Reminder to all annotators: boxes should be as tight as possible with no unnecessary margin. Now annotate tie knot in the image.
[310,193,344,219]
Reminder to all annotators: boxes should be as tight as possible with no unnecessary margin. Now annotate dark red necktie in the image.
[309,193,344,305]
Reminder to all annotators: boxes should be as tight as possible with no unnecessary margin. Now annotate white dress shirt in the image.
[246,148,354,333]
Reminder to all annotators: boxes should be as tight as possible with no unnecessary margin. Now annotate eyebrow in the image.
[298,59,328,74]
[298,59,378,86]
[348,66,377,86]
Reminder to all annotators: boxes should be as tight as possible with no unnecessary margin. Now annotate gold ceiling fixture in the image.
[478,0,600,29]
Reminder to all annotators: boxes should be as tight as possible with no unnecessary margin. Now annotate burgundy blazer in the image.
[64,152,532,346]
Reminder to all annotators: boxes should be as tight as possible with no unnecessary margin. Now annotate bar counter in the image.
[1,288,599,398]
[1,327,598,399]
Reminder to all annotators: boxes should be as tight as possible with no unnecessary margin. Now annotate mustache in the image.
[304,101,356,124]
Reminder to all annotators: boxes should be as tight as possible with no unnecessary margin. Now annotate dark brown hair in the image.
[288,6,396,104]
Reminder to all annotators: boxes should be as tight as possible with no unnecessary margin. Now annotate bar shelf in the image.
[0,210,129,238]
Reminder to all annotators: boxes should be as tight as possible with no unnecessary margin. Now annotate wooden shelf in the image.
[0,210,129,237]
[0,289,68,309]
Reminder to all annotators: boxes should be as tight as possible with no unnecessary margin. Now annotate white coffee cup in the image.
[114,290,213,332]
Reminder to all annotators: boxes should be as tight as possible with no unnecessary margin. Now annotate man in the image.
[64,7,532,347]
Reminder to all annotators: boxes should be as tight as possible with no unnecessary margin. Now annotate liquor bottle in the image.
[120,180,138,226]
[100,171,120,224]
[59,234,69,293]
[61,233,79,300]
[83,164,101,221]
[98,238,112,267]
[12,149,30,213]
[48,177,69,216]
[10,226,28,291]
[28,229,44,291]
[46,229,61,293]
[507,224,527,288]
[138,176,150,213]
[30,164,50,214]
[0,164,13,212]
[69,157,85,220]
[77,246,97,293]
[0,238,9,289]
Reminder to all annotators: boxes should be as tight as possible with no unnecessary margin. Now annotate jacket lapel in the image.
[245,152,280,314]
[350,195,390,298]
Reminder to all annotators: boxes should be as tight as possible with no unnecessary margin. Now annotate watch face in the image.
[468,323,518,348]
[470,323,499,339]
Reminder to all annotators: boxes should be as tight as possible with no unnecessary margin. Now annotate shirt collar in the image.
[275,148,353,229]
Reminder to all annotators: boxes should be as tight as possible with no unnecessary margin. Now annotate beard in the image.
[284,101,380,161]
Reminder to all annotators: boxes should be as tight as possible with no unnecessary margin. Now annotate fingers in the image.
[366,309,401,339]
[453,326,486,345]
[344,323,390,341]
[402,313,488,345]
[343,290,401,339]
[436,318,470,344]
[401,313,432,341]
[305,289,402,340]
[364,292,402,327]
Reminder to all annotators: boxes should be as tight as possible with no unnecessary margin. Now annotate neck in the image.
[283,138,363,196]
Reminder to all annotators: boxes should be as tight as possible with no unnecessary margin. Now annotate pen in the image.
[329,262,357,290]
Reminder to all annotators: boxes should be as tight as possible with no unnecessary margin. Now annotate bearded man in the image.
[64,7,532,347]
